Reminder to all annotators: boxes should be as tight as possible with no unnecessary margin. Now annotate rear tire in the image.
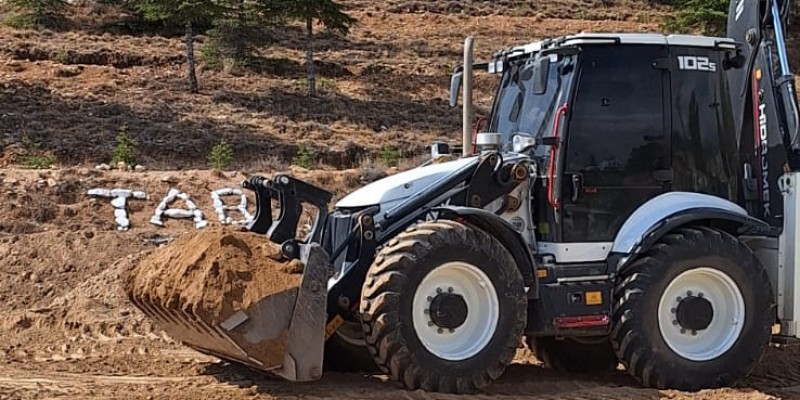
[324,320,380,374]
[529,336,618,374]
[611,227,774,390]
[359,220,527,393]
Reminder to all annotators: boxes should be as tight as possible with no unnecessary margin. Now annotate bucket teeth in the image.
[129,290,253,364]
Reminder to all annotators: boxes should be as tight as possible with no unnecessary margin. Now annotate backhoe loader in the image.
[127,0,800,393]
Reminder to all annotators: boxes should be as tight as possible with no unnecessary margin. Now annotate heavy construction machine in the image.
[128,0,800,394]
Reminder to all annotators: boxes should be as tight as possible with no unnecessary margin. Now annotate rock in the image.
[87,188,111,197]
[77,168,90,177]
[5,61,25,73]
[110,196,127,208]
[116,161,127,171]
[163,209,194,219]
[54,65,82,78]
[110,189,132,198]
[95,163,111,171]
[114,208,128,219]
[46,178,57,187]
[134,165,146,172]
[161,174,178,183]
[2,178,18,186]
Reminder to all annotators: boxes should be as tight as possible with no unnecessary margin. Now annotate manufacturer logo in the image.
[510,217,525,232]
[677,56,717,72]
[754,70,771,218]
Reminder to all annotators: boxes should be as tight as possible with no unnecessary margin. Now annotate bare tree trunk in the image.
[305,15,315,97]
[186,21,199,94]
[234,0,246,61]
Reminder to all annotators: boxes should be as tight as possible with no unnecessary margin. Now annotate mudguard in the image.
[612,192,775,257]
[435,206,538,298]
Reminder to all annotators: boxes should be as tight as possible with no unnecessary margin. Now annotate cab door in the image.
[561,45,670,243]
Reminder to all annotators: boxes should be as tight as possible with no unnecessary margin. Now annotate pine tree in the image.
[663,0,728,36]
[132,0,223,93]
[5,0,68,28]
[260,0,355,96]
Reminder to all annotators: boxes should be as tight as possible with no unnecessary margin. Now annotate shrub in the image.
[111,125,138,167]
[19,131,56,169]
[294,144,315,169]
[208,138,234,170]
[378,145,402,168]
[20,154,55,169]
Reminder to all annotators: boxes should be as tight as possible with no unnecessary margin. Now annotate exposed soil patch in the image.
[125,229,302,324]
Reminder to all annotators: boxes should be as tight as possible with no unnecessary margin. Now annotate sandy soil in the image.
[1,167,800,399]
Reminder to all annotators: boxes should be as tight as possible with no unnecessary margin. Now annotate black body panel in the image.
[561,45,670,242]
[669,46,742,201]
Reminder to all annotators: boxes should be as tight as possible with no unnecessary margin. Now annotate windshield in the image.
[488,53,575,157]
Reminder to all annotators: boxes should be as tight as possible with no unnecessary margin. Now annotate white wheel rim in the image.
[411,262,500,361]
[657,267,745,361]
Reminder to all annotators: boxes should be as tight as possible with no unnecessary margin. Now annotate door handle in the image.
[571,173,582,203]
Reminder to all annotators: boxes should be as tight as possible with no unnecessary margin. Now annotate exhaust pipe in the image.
[463,36,474,155]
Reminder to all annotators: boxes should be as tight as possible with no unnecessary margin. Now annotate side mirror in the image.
[450,67,464,107]
[532,56,551,95]
[512,133,538,153]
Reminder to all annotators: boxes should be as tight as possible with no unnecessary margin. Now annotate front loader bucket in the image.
[127,237,331,382]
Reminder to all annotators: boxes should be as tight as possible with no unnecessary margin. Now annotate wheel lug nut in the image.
[687,291,693,296]
[427,296,433,302]
[691,330,697,336]
[447,287,454,293]
[436,288,443,294]
[672,320,679,325]
[698,292,704,298]
[676,296,683,302]
[428,321,434,327]
[424,309,429,315]
[680,329,686,334]
[671,308,677,313]
[437,328,443,334]
[449,329,455,333]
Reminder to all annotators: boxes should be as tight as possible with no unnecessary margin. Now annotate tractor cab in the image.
[453,33,783,248]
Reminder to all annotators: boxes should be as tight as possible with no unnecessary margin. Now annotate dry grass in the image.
[0,2,796,171]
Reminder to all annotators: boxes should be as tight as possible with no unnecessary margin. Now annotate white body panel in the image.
[778,173,800,337]
[612,192,749,254]
[537,242,613,264]
[335,157,477,209]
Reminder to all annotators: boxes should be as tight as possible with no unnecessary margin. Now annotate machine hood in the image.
[335,157,477,209]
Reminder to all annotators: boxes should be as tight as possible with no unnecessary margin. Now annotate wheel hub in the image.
[676,295,714,331]
[429,293,468,330]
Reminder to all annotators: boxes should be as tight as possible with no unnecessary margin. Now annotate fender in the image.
[612,192,776,257]
[435,206,538,299]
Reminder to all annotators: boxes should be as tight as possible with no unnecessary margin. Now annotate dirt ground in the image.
[0,167,800,400]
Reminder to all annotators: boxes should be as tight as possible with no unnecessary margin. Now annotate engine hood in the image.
[335,157,476,209]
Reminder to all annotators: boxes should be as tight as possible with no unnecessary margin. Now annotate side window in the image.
[566,46,666,186]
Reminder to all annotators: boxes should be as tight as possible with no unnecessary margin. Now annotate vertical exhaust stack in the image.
[463,36,474,155]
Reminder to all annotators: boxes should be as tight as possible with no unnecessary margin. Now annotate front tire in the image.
[359,220,527,393]
[611,227,774,390]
